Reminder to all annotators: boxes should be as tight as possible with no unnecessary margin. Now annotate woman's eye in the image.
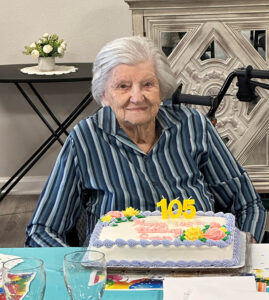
[144,81,153,87]
[119,83,129,89]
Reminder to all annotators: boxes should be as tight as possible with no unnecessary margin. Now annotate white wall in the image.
[0,0,132,194]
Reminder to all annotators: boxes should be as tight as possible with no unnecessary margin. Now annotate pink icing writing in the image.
[136,226,182,236]
[133,218,217,241]
[133,219,203,227]
[134,219,183,239]
[175,221,203,227]
[133,219,146,225]
[139,233,173,240]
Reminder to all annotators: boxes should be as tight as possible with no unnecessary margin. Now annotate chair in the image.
[68,66,269,246]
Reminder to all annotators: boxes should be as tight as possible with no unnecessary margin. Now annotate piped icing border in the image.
[106,228,241,268]
[90,210,234,249]
[89,210,240,268]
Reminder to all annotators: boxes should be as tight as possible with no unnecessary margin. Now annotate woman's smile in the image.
[102,61,162,130]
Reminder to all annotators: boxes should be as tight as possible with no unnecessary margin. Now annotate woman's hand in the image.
[246,232,257,243]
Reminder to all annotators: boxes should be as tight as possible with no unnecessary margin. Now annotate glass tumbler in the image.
[63,250,106,300]
[2,257,46,300]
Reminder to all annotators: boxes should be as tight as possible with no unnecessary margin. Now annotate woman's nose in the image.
[130,86,144,103]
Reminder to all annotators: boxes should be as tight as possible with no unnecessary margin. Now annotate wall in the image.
[0,0,132,194]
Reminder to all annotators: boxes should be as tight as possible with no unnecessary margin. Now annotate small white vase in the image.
[38,57,55,72]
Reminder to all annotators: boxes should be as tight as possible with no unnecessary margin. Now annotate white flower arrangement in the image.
[23,33,67,58]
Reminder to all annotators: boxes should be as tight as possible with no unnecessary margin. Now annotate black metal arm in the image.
[172,65,269,123]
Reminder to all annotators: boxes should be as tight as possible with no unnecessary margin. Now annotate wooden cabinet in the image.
[124,0,269,193]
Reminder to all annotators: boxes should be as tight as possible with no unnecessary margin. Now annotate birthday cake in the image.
[89,207,242,268]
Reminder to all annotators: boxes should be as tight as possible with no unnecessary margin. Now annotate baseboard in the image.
[0,176,48,195]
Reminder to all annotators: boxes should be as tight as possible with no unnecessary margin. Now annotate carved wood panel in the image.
[124,0,269,192]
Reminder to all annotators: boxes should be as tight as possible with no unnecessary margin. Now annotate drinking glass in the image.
[63,250,106,300]
[2,257,46,300]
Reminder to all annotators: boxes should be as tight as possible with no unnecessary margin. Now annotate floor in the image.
[0,194,38,248]
[0,195,269,248]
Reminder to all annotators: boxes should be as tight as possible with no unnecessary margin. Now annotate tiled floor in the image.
[0,195,38,247]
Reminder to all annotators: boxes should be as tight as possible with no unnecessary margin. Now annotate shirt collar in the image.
[94,104,175,137]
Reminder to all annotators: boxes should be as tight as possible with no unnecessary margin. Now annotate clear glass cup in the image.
[63,250,106,300]
[2,257,46,300]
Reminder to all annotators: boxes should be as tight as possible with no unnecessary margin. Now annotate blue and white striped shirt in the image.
[25,104,266,246]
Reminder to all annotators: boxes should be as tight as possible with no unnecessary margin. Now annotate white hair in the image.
[92,36,177,105]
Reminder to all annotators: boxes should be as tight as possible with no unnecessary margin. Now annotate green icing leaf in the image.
[180,230,186,241]
[116,219,127,223]
[222,236,228,241]
[199,238,207,242]
[136,215,145,218]
[202,225,210,233]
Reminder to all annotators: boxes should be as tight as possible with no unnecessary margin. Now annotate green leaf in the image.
[116,219,127,223]
[202,225,210,233]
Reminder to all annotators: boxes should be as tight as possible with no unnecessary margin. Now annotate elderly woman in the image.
[25,36,266,247]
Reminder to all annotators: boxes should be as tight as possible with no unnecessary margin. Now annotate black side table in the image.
[0,63,93,200]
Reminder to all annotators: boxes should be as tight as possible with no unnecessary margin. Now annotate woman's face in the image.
[102,61,162,129]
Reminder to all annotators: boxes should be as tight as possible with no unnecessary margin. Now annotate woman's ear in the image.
[102,92,109,106]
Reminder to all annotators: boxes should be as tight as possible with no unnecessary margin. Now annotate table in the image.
[0,63,94,201]
[1,245,269,298]
[0,247,163,300]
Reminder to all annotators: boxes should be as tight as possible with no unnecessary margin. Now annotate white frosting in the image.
[98,216,226,241]
[93,244,234,263]
[90,215,235,265]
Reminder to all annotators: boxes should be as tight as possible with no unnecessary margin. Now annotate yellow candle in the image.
[182,198,196,219]
[157,198,196,219]
[168,199,182,219]
[157,198,168,219]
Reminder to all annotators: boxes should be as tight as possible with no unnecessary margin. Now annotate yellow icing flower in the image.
[122,207,139,217]
[184,226,204,241]
[219,227,227,233]
[101,215,112,222]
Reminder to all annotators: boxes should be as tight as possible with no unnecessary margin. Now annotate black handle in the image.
[236,67,269,80]
[176,94,214,106]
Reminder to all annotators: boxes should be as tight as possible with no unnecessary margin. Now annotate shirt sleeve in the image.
[25,135,83,247]
[201,118,267,243]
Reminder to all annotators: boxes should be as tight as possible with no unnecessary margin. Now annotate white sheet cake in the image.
[89,209,241,268]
